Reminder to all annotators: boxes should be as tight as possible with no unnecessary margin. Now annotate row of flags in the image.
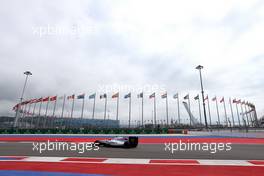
[13,92,254,111]
[13,92,256,128]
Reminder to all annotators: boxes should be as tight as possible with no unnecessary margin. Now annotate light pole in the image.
[14,71,32,128]
[196,65,208,130]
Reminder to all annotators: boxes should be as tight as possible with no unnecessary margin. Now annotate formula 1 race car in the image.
[94,136,138,148]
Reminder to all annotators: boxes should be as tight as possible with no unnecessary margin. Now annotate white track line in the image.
[22,157,65,162]
[198,160,254,166]
[103,158,150,164]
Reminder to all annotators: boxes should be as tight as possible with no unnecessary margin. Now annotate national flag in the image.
[194,94,199,100]
[204,95,208,101]
[26,100,32,104]
[89,93,96,99]
[173,93,178,99]
[29,99,38,104]
[36,97,43,103]
[149,92,155,99]
[249,103,255,108]
[50,96,57,101]
[212,96,217,101]
[12,104,19,111]
[137,92,143,98]
[100,94,107,99]
[112,92,119,98]
[77,94,85,99]
[161,92,167,99]
[220,97,224,103]
[67,94,75,100]
[248,103,254,108]
[183,94,189,100]
[124,93,131,99]
[21,100,30,105]
[42,96,50,102]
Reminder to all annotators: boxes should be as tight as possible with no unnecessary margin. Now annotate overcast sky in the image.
[0,0,263,124]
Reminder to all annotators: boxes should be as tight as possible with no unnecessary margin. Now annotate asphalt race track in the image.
[1,134,264,176]
[0,142,264,160]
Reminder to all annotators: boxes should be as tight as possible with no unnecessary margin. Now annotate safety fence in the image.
[0,128,177,134]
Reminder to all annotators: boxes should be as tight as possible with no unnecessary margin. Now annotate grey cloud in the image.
[0,0,264,120]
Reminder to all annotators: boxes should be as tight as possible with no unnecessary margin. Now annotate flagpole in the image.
[216,98,220,126]
[250,105,255,126]
[229,98,235,127]
[21,103,27,128]
[104,96,107,120]
[31,102,37,128]
[61,94,66,126]
[235,103,241,127]
[241,103,249,127]
[61,95,66,118]
[32,101,37,116]
[22,103,27,125]
[69,96,75,128]
[17,107,22,127]
[251,109,255,126]
[19,103,25,128]
[198,96,202,124]
[60,95,66,128]
[253,105,258,127]
[207,96,212,126]
[240,103,245,127]
[222,100,228,126]
[188,95,191,126]
[244,104,250,127]
[246,105,252,127]
[166,94,169,126]
[24,103,29,127]
[92,96,96,119]
[70,97,75,119]
[116,95,119,121]
[151,110,153,126]
[141,93,144,127]
[52,97,57,117]
[44,99,50,128]
[81,98,85,119]
[246,104,251,126]
[51,97,57,128]
[154,94,157,127]
[50,97,56,128]
[17,105,23,128]
[28,103,32,115]
[129,94,131,128]
[37,100,43,127]
[177,94,180,124]
[45,100,49,116]
[27,103,32,128]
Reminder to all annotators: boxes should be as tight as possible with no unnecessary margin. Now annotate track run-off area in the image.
[0,133,264,176]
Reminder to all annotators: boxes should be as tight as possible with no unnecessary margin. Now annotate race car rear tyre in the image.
[124,141,129,148]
